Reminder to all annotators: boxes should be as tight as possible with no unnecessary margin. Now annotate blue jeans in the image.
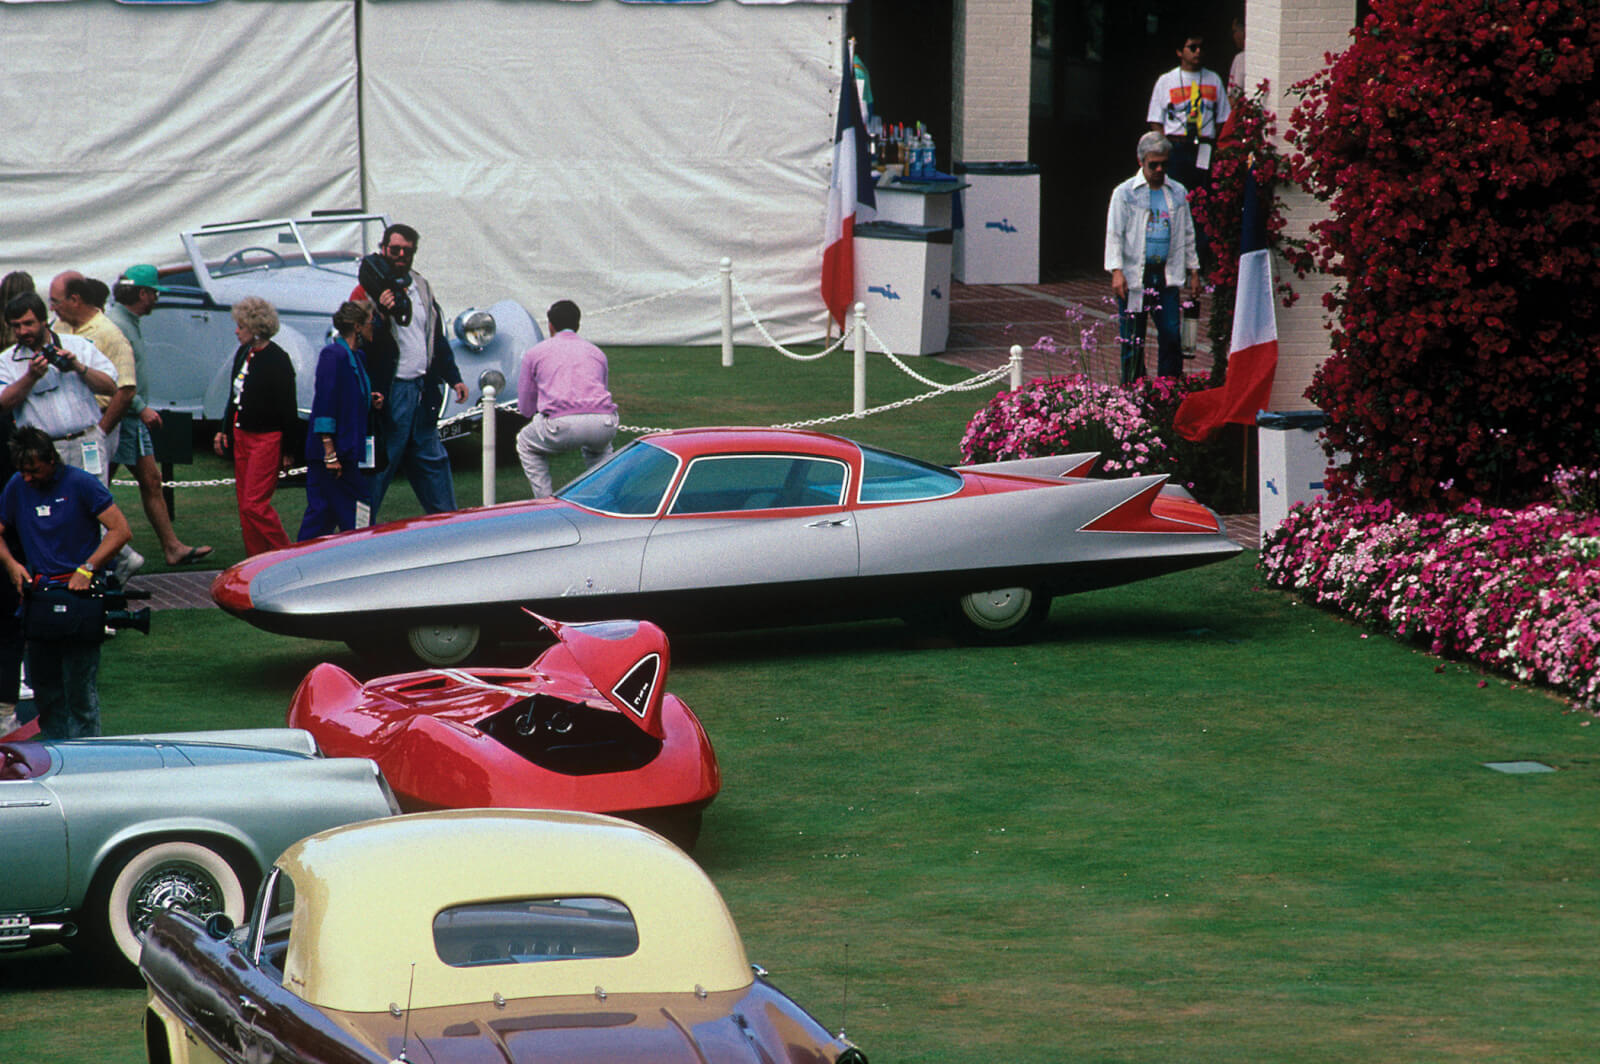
[372,377,456,518]
[1117,265,1183,383]
[27,639,101,739]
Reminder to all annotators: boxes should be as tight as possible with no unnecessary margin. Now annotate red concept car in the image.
[216,427,1242,665]
[286,616,718,848]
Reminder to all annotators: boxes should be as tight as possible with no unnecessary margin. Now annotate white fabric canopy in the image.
[0,0,360,288]
[0,0,845,346]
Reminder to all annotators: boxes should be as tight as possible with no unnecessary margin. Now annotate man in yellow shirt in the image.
[49,271,144,583]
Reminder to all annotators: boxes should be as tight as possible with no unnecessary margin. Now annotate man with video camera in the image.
[0,293,118,480]
[0,426,132,738]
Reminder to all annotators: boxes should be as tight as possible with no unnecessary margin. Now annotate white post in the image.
[1009,345,1024,390]
[720,257,734,368]
[853,302,867,415]
[480,384,498,506]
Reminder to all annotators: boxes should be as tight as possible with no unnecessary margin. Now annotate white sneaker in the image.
[112,547,145,587]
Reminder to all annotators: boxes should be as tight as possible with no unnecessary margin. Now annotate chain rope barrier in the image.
[730,277,849,362]
[125,264,1018,490]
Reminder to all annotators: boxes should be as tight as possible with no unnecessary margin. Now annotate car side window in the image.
[667,456,847,514]
[858,445,963,502]
[433,897,638,967]
[248,868,297,978]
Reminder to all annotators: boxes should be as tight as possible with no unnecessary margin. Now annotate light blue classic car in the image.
[0,728,398,972]
[138,212,541,427]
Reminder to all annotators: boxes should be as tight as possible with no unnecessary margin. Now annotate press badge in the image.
[81,439,104,477]
[360,435,376,469]
[354,501,371,529]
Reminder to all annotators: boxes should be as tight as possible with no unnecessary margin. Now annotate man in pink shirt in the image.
[515,300,619,498]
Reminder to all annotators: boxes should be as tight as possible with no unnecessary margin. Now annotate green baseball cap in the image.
[120,264,166,292]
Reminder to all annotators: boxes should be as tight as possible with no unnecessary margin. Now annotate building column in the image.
[949,0,1031,163]
[1247,0,1358,411]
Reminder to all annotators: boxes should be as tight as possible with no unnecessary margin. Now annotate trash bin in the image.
[853,221,953,356]
[1256,410,1330,547]
[953,161,1039,285]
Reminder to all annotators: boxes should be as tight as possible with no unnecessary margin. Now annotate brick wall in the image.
[950,0,1031,162]
[1246,0,1357,411]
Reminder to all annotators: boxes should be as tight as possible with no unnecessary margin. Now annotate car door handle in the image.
[0,799,51,809]
[806,517,852,528]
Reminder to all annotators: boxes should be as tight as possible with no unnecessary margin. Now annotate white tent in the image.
[0,0,846,345]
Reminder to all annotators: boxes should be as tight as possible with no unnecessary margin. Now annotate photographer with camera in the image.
[0,427,132,738]
[0,293,118,480]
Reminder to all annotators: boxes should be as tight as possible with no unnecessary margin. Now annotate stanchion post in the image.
[477,369,507,507]
[480,385,498,506]
[852,302,867,416]
[720,257,734,368]
[1009,345,1024,390]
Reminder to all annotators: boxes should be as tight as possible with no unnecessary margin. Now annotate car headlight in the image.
[453,308,496,352]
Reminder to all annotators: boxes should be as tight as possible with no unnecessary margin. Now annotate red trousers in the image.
[233,429,290,556]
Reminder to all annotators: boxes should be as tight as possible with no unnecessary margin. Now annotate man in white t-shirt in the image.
[1146,30,1230,263]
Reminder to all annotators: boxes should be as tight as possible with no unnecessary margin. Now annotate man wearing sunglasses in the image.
[354,223,467,518]
[1105,132,1200,383]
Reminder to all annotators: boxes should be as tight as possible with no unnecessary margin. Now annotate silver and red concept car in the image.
[287,616,719,848]
[213,427,1241,664]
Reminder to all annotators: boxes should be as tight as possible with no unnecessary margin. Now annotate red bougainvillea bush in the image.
[1288,0,1599,509]
[1259,495,1600,708]
[959,374,1245,504]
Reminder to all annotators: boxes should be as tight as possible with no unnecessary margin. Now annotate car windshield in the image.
[858,445,963,502]
[433,897,639,967]
[191,216,386,280]
[557,441,680,516]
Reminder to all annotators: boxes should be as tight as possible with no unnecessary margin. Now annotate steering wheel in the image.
[219,246,286,272]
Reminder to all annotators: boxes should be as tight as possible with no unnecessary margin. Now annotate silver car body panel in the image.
[0,730,395,946]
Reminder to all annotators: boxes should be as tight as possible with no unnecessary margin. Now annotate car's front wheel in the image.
[952,586,1051,642]
[97,840,247,969]
[407,622,481,666]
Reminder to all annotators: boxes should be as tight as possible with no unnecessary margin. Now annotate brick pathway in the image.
[938,275,1214,385]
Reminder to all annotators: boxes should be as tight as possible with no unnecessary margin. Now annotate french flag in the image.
[821,42,875,330]
[1174,165,1279,441]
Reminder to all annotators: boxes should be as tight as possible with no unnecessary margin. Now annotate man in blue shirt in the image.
[0,427,132,738]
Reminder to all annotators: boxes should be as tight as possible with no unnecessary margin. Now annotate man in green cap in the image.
[106,266,212,566]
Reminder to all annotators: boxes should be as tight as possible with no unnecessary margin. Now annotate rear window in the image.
[433,897,639,967]
[858,446,962,502]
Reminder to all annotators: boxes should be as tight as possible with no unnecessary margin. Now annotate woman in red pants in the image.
[213,296,297,555]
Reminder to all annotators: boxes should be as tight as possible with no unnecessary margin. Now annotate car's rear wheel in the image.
[952,586,1051,642]
[407,622,481,666]
[98,840,247,969]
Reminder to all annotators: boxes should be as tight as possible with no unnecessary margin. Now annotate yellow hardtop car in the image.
[142,809,866,1064]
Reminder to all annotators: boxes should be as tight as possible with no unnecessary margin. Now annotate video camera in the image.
[22,576,151,643]
[359,252,413,327]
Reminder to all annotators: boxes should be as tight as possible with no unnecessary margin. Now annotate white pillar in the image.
[852,302,867,415]
[480,385,498,506]
[720,257,734,368]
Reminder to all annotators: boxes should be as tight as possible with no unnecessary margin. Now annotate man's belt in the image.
[52,426,95,443]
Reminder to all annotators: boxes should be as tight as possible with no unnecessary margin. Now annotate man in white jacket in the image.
[1104,132,1200,383]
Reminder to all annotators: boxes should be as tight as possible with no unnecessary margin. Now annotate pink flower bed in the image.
[1260,496,1600,708]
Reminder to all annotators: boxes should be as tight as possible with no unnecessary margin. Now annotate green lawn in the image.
[4,346,1597,1062]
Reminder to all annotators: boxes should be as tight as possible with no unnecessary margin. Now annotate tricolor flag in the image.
[821,43,875,329]
[1174,164,1278,441]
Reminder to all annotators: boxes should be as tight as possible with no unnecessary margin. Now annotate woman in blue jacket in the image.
[298,301,380,540]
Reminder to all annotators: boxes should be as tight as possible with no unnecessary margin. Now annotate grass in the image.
[5,345,1598,1061]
